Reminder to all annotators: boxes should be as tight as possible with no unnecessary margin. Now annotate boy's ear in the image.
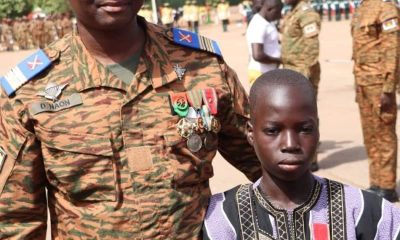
[247,121,254,146]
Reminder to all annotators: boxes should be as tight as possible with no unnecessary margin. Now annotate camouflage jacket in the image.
[0,19,261,239]
[351,0,400,93]
[281,0,321,78]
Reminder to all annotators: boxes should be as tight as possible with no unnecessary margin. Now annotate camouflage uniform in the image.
[0,18,261,239]
[351,0,399,190]
[281,0,321,92]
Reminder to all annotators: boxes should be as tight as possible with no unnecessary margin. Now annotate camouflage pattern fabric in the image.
[356,85,397,189]
[281,0,321,92]
[0,18,261,239]
[351,0,399,190]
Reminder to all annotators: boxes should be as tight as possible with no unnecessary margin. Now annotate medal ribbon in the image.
[170,92,189,117]
[187,89,203,110]
[312,223,329,240]
[202,88,218,115]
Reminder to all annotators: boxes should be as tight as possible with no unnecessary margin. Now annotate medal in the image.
[170,92,189,117]
[201,105,211,131]
[187,89,203,111]
[210,116,221,133]
[186,107,198,121]
[176,118,195,138]
[187,134,203,152]
[196,117,205,133]
[202,88,218,115]
[174,64,186,81]
[204,132,218,150]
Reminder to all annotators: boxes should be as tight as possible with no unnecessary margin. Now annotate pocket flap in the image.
[36,126,113,157]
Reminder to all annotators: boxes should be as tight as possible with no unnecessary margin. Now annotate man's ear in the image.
[247,121,254,146]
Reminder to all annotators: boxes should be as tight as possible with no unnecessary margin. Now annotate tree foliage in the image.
[0,0,32,18]
[32,0,71,14]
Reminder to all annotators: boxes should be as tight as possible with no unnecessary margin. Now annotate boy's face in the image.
[248,86,319,181]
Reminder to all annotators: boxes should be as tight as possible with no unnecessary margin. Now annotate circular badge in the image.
[187,134,203,152]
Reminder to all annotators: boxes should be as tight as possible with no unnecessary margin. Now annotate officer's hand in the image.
[380,92,395,113]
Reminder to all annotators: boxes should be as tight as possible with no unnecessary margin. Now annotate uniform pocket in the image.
[164,129,215,187]
[35,126,116,202]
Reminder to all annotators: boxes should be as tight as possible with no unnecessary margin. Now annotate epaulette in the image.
[0,49,52,96]
[172,28,222,57]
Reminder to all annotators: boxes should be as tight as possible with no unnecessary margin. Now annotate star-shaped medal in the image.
[174,64,186,81]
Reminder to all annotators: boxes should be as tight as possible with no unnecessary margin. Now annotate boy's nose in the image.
[281,130,301,153]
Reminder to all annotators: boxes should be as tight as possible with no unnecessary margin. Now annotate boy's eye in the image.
[264,127,280,136]
[300,125,314,134]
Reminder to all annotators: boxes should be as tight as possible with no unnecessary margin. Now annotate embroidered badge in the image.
[29,93,83,115]
[303,23,318,36]
[382,18,398,32]
[0,147,7,171]
[37,82,68,101]
[174,64,186,81]
[0,49,52,96]
[172,28,222,57]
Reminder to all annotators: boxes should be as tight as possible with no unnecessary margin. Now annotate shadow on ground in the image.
[318,140,353,153]
[318,145,367,169]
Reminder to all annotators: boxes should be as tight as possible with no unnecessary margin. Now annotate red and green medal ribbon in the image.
[170,92,189,117]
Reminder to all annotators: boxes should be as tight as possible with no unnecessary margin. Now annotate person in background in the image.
[246,0,282,85]
[351,0,400,202]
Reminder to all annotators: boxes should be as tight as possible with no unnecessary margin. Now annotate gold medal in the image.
[177,118,195,138]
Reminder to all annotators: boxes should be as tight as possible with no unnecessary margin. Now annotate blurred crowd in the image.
[0,13,74,52]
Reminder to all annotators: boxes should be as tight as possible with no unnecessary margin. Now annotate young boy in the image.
[202,69,400,240]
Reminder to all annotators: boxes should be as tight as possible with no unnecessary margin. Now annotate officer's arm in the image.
[0,95,47,239]
[298,12,321,78]
[217,62,262,182]
[379,4,399,93]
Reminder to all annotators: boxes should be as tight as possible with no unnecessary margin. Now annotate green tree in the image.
[0,0,32,18]
[32,0,71,14]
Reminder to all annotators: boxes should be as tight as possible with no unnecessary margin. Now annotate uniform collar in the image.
[71,17,178,94]
[291,0,309,14]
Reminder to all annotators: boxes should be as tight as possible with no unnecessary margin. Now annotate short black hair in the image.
[249,69,317,115]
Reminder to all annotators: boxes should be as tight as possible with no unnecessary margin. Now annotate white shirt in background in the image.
[246,13,281,73]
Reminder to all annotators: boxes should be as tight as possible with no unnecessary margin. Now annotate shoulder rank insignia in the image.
[172,28,222,57]
[0,49,52,96]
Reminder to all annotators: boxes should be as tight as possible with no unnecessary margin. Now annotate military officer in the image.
[217,0,230,32]
[280,0,321,171]
[0,0,261,238]
[351,0,399,202]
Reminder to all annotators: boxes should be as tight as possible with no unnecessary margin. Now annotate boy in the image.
[203,69,400,239]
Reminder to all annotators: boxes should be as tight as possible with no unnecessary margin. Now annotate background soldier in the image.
[190,1,200,33]
[280,0,321,171]
[161,2,174,27]
[217,0,230,32]
[183,0,193,30]
[351,0,399,202]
